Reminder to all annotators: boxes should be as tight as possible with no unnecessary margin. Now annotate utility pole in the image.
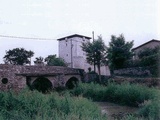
[30,57,31,66]
[92,31,96,72]
[92,31,94,42]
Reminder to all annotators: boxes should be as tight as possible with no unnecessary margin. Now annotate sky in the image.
[0,0,160,64]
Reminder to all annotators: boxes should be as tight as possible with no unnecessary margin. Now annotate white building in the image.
[57,34,110,76]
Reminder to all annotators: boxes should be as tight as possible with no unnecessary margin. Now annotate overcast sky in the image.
[0,0,160,64]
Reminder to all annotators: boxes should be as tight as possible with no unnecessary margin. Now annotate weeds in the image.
[71,82,160,119]
[0,90,106,120]
[71,82,158,107]
[0,82,159,120]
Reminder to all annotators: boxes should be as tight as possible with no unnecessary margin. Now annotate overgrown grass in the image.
[138,97,160,120]
[71,82,160,119]
[0,83,159,120]
[0,89,106,120]
[71,82,158,106]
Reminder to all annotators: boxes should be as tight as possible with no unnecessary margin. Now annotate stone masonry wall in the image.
[114,67,152,77]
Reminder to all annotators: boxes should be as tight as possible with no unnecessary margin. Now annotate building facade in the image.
[57,34,110,76]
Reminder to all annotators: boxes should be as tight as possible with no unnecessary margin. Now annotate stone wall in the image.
[112,76,160,88]
[114,67,152,77]
[0,65,26,91]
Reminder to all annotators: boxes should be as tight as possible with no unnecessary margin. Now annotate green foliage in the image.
[34,56,44,65]
[45,54,67,66]
[3,48,34,65]
[137,47,160,67]
[107,34,134,70]
[81,36,107,82]
[121,114,145,120]
[139,98,160,120]
[125,47,160,77]
[0,90,106,120]
[81,36,107,66]
[71,83,106,101]
[71,83,158,107]
[71,83,160,119]
[138,47,160,59]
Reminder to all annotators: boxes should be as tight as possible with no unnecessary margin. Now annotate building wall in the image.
[59,36,89,68]
[59,38,72,66]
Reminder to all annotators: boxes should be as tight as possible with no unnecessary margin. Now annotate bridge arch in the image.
[65,77,79,89]
[31,77,52,93]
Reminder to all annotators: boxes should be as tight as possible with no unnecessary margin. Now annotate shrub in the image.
[71,82,106,101]
[105,83,157,106]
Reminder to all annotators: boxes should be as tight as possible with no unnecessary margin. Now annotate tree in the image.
[34,56,44,66]
[3,48,34,65]
[107,34,134,70]
[45,55,67,66]
[81,36,107,83]
[137,47,160,67]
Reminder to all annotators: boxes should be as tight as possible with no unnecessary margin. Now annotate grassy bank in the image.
[0,83,159,120]
[71,82,158,106]
[0,89,106,120]
[71,82,160,119]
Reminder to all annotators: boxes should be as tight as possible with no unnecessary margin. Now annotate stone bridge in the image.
[0,64,84,92]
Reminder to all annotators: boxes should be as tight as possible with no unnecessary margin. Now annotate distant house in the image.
[132,39,160,59]
[57,34,110,76]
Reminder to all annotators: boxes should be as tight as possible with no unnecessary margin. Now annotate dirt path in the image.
[96,102,139,120]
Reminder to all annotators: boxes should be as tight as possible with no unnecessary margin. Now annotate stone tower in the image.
[57,34,91,71]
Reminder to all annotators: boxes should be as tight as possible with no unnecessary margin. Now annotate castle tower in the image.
[57,34,91,71]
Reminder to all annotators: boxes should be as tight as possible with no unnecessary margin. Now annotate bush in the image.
[71,82,106,101]
[105,83,157,106]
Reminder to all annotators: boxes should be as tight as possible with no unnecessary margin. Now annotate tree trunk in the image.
[97,64,101,83]
[94,62,96,73]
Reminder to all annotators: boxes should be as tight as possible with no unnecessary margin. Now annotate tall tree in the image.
[81,36,107,83]
[107,34,134,70]
[45,55,67,66]
[3,48,34,65]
